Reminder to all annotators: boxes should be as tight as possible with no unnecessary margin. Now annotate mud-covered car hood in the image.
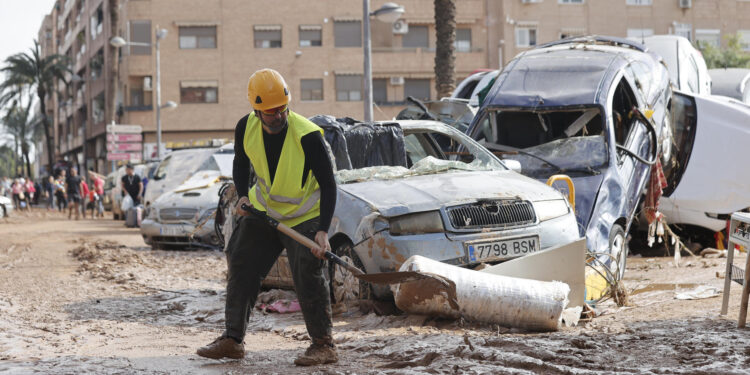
[151,171,225,215]
[338,170,566,217]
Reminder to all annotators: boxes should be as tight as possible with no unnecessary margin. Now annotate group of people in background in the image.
[1,166,106,220]
[0,176,38,211]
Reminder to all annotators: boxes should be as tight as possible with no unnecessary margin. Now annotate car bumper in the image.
[1,203,13,216]
[140,218,220,248]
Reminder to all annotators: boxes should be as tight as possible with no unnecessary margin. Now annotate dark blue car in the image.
[466,36,673,282]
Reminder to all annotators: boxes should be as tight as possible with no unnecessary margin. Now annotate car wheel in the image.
[329,242,370,311]
[0,206,6,218]
[609,224,628,282]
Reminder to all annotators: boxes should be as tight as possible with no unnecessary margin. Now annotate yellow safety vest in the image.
[244,111,323,227]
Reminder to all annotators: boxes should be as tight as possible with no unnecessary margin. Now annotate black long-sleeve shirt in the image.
[233,114,336,232]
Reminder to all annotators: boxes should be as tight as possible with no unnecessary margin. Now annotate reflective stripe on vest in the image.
[243,111,323,227]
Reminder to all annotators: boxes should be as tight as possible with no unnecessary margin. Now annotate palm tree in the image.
[434,0,456,98]
[0,40,70,174]
[2,94,42,178]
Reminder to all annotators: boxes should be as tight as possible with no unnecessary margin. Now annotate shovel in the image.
[242,204,449,286]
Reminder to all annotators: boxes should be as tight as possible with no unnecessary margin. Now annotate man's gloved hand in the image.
[311,231,330,260]
[236,196,252,216]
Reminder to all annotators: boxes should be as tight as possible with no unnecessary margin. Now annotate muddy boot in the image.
[294,337,338,366]
[196,336,245,360]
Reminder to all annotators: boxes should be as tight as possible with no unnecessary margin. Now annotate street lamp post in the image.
[363,2,404,122]
[110,26,176,162]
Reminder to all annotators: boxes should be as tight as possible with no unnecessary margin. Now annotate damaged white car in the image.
[140,146,234,249]
[313,120,579,302]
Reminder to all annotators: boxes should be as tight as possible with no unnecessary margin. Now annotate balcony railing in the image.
[125,105,153,112]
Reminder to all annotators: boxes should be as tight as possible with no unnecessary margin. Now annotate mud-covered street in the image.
[1,210,749,374]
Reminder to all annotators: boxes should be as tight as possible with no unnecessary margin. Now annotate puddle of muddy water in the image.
[631,283,701,295]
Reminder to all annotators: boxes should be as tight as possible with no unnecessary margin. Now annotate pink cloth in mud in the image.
[257,299,301,313]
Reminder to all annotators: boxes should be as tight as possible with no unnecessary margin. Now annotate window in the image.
[626,0,652,4]
[627,28,654,39]
[560,28,586,39]
[739,30,750,51]
[695,29,720,47]
[92,93,105,124]
[334,21,361,47]
[180,81,219,103]
[515,26,537,47]
[404,79,430,101]
[373,78,387,103]
[90,48,104,79]
[90,4,103,40]
[300,79,323,101]
[130,20,152,55]
[179,26,217,49]
[674,23,692,41]
[129,76,153,108]
[559,0,584,3]
[299,25,322,47]
[402,25,429,48]
[254,25,282,48]
[455,28,472,52]
[335,75,362,101]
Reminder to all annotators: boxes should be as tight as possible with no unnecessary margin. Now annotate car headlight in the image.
[197,208,217,224]
[533,199,570,221]
[389,211,444,235]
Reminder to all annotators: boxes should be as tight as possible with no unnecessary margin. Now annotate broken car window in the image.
[476,107,607,178]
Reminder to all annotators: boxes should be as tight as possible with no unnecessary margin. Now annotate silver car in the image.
[0,195,13,218]
[140,146,234,249]
[252,120,580,303]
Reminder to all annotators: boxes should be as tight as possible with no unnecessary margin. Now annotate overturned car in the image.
[465,36,673,280]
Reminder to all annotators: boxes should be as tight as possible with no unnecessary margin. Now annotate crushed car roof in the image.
[484,39,661,108]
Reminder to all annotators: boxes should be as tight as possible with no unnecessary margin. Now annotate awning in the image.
[516,21,539,27]
[299,24,322,31]
[180,80,219,88]
[333,70,362,76]
[174,21,220,27]
[333,16,361,22]
[254,25,282,31]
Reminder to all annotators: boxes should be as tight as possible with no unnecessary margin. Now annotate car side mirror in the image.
[503,159,522,173]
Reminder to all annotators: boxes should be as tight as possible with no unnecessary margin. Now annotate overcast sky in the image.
[0,0,58,67]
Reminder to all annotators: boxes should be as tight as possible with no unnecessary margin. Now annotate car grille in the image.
[446,200,536,230]
[159,207,199,221]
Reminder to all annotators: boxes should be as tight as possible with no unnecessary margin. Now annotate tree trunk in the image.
[434,0,456,99]
[22,146,32,178]
[108,0,120,125]
[37,87,55,175]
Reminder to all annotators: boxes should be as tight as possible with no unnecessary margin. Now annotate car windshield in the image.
[472,107,608,178]
[336,125,506,184]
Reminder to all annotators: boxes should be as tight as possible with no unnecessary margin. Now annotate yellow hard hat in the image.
[247,69,291,111]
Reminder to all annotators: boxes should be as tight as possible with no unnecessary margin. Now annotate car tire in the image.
[329,242,371,312]
[0,206,6,218]
[609,224,628,282]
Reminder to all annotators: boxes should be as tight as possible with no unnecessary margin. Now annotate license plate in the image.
[160,225,190,236]
[466,236,539,263]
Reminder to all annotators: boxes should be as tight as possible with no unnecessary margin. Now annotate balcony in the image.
[125,105,153,112]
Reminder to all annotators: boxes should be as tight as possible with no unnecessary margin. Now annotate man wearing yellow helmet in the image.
[197,69,338,366]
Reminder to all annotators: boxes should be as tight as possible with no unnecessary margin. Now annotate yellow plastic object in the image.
[247,68,291,111]
[584,266,609,301]
[644,108,655,119]
[546,174,575,213]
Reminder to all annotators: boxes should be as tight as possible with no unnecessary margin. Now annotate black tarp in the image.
[309,115,408,170]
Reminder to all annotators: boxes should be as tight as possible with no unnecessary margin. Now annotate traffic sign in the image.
[107,152,143,161]
[107,143,143,152]
[107,134,143,143]
[106,124,143,134]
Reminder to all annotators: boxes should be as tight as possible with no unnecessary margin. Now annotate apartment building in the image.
[37,0,750,173]
[37,0,489,172]
[489,0,750,68]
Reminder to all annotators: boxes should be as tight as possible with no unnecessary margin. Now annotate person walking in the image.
[65,168,83,220]
[196,69,338,366]
[80,178,90,219]
[89,169,105,218]
[11,178,23,210]
[54,171,67,212]
[121,164,143,208]
[24,177,35,211]
[45,176,55,211]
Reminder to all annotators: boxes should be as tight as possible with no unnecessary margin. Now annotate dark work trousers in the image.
[223,214,333,342]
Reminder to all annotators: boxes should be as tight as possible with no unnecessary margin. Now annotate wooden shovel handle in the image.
[243,204,365,276]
